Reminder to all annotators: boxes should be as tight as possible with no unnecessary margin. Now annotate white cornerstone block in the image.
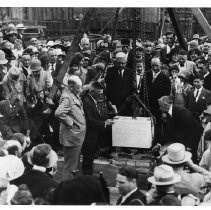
[112,117,153,148]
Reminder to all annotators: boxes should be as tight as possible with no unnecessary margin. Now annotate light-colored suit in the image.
[55,87,86,146]
[55,87,86,179]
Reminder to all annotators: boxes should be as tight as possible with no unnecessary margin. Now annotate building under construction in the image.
[0,7,210,41]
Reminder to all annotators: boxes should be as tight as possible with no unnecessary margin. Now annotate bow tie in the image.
[180,63,185,67]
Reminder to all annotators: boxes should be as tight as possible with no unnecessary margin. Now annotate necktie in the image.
[152,75,156,83]
[119,70,122,78]
[137,76,142,91]
[195,89,199,102]
[51,64,54,72]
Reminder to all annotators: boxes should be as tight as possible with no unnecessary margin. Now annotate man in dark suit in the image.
[20,54,31,77]
[147,164,181,205]
[186,73,211,121]
[116,166,146,205]
[160,31,178,65]
[159,96,203,163]
[0,92,29,139]
[197,60,211,91]
[147,58,171,118]
[105,52,136,115]
[145,58,171,143]
[82,82,113,175]
[12,144,58,199]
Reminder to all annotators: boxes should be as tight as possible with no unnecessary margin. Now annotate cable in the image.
[29,118,45,144]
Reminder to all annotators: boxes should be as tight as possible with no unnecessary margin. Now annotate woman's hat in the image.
[148,164,181,186]
[7,66,21,81]
[178,70,191,81]
[0,50,8,65]
[0,155,24,181]
[29,59,42,72]
[162,143,192,164]
[27,143,58,168]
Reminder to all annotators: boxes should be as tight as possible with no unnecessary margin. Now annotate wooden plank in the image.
[191,8,211,40]
[48,8,96,100]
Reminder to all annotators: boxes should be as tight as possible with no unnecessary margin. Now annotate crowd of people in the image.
[0,21,211,205]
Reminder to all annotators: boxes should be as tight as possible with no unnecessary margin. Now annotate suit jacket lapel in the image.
[88,94,101,118]
[197,88,205,102]
[116,196,123,205]
[153,72,161,83]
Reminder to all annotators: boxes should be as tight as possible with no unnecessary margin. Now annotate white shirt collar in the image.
[166,44,175,54]
[195,86,203,93]
[120,187,138,205]
[204,72,210,78]
[32,165,46,173]
[168,104,173,117]
[153,70,161,78]
[89,93,97,105]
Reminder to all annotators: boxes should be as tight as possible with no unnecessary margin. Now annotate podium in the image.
[112,116,153,148]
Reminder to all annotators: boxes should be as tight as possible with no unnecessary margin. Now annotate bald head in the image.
[151,58,161,66]
[68,75,82,86]
[151,58,161,73]
[68,75,82,95]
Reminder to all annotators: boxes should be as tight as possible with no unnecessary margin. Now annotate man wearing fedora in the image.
[192,34,200,45]
[116,166,147,205]
[147,164,181,205]
[159,96,203,163]
[162,143,206,198]
[105,52,136,115]
[26,59,53,107]
[55,75,86,180]
[12,143,58,199]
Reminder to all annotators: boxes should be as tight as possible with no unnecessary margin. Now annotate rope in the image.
[29,118,45,144]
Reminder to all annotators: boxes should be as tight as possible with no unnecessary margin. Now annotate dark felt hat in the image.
[52,175,107,205]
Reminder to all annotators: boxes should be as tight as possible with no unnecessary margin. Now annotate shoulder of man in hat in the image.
[174,171,205,196]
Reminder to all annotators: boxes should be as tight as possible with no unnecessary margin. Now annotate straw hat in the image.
[115,52,127,62]
[16,23,26,30]
[162,143,192,164]
[29,59,42,72]
[148,164,181,186]
[193,34,200,39]
[0,155,24,181]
